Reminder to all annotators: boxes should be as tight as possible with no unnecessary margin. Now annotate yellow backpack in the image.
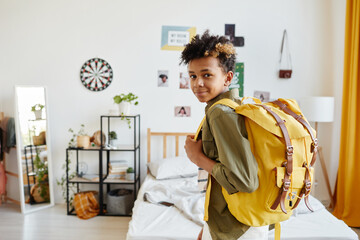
[195,97,317,230]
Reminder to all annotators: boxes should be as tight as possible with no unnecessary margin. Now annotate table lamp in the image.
[300,96,335,207]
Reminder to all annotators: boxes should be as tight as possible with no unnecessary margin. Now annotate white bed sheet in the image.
[269,209,358,240]
[127,175,358,240]
[127,175,201,240]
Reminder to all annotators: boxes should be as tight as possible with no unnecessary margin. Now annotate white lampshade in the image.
[300,96,334,122]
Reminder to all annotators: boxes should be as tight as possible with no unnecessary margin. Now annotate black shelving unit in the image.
[66,114,140,216]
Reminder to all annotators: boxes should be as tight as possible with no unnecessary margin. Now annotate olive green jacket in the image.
[202,91,259,240]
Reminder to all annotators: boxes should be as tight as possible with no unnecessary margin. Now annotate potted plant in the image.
[113,93,139,116]
[126,167,135,181]
[32,151,50,203]
[57,125,87,207]
[31,104,45,120]
[109,131,117,146]
[68,124,90,148]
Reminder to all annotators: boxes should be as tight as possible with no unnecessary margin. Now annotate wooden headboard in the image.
[147,128,194,163]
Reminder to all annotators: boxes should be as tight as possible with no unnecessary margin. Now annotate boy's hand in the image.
[184,135,203,165]
[185,135,216,173]
[197,227,203,240]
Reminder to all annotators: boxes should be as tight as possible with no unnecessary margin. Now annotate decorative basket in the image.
[33,135,45,146]
[77,135,90,148]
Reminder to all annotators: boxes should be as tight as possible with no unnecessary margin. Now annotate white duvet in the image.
[127,175,358,240]
[143,176,204,226]
[127,175,202,240]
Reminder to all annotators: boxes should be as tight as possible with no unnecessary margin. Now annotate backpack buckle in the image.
[304,180,312,191]
[295,114,303,121]
[282,179,291,191]
[275,119,286,126]
[286,146,294,156]
[311,139,318,153]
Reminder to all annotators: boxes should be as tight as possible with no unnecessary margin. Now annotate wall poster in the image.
[229,62,244,97]
[161,26,196,51]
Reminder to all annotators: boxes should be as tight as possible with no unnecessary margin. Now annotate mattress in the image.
[127,175,358,240]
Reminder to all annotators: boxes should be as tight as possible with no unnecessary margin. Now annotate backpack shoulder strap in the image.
[210,98,240,110]
[193,99,239,141]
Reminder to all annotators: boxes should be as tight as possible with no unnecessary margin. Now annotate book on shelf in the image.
[109,166,128,172]
[109,160,128,166]
[107,173,126,179]
[108,160,128,180]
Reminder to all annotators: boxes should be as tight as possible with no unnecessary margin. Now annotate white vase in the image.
[118,102,130,115]
[34,110,42,120]
[126,172,134,181]
[110,139,117,147]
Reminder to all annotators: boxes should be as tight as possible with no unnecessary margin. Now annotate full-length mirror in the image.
[14,86,54,214]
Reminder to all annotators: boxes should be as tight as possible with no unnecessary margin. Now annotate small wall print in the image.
[158,70,169,87]
[254,90,270,102]
[179,71,190,89]
[175,106,191,117]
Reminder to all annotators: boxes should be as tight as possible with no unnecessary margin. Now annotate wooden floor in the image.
[0,202,131,240]
[1,202,359,240]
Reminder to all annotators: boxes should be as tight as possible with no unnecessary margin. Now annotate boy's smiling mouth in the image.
[194,90,208,96]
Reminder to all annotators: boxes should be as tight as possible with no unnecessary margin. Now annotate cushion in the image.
[147,156,198,180]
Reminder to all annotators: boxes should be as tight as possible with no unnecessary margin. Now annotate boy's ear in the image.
[224,71,234,86]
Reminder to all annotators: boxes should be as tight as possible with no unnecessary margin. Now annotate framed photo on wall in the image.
[179,71,190,89]
[254,90,270,102]
[174,106,191,117]
[158,70,169,87]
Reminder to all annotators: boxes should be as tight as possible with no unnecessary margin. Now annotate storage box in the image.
[106,189,133,215]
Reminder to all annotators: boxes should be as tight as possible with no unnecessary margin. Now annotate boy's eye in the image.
[204,73,211,78]
[189,75,197,79]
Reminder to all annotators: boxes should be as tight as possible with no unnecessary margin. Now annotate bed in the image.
[126,129,358,240]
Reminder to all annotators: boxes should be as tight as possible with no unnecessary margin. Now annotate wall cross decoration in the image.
[225,24,244,47]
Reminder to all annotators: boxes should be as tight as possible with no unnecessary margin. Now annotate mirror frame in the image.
[14,85,55,214]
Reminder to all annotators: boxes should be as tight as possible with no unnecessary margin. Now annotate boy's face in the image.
[188,57,233,103]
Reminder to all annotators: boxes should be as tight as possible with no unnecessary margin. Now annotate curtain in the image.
[332,0,360,227]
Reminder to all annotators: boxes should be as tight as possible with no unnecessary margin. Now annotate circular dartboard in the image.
[80,58,113,91]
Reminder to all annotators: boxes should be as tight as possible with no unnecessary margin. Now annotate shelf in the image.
[101,114,140,118]
[24,144,47,149]
[69,176,100,183]
[103,144,140,151]
[66,114,140,217]
[69,176,139,184]
[67,145,139,152]
[68,146,101,151]
[103,176,139,184]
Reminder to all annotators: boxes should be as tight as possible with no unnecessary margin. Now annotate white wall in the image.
[0,0,346,203]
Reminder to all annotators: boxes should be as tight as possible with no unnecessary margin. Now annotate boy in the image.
[182,31,267,240]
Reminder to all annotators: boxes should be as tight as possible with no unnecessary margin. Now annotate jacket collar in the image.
[205,90,237,114]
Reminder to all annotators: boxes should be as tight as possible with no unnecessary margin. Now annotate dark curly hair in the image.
[180,30,237,73]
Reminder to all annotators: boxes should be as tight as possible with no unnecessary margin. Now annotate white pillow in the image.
[293,194,325,216]
[147,156,198,180]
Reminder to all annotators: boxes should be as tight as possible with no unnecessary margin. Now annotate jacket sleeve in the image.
[208,106,259,194]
